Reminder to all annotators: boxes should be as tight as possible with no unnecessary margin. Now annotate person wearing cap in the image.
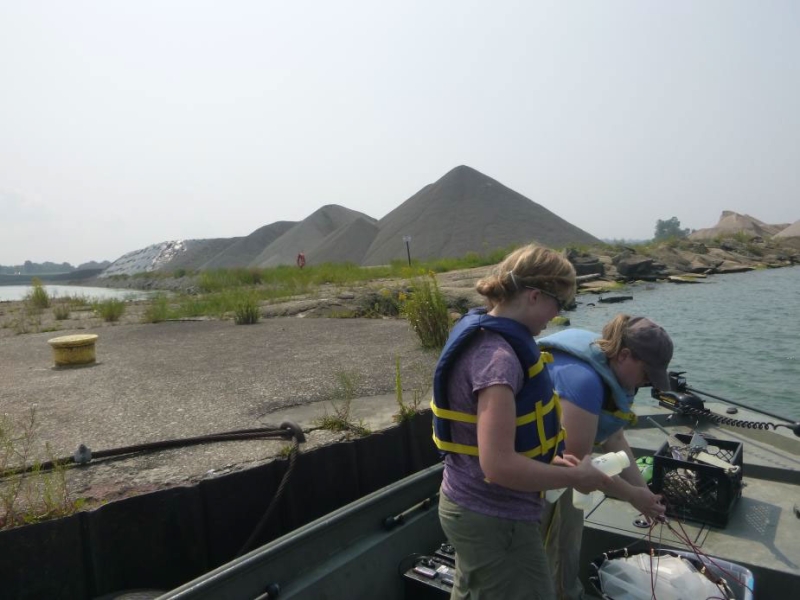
[537,314,671,600]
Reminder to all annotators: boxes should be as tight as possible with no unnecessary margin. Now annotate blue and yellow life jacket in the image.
[537,328,637,444]
[431,308,566,463]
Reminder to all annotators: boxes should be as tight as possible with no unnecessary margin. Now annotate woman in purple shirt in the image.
[433,245,612,600]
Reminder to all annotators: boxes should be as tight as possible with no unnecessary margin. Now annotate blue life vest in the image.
[431,308,566,463]
[537,329,636,443]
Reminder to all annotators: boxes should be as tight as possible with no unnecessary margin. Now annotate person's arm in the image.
[476,384,612,494]
[560,399,599,460]
[600,429,665,519]
[552,363,604,460]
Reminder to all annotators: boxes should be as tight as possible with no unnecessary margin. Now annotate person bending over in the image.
[539,314,671,600]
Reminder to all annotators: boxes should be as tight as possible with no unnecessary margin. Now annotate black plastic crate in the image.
[651,433,743,527]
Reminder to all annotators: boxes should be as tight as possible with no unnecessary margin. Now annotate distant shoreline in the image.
[0,268,102,286]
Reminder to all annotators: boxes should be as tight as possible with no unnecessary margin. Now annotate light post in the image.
[402,235,412,266]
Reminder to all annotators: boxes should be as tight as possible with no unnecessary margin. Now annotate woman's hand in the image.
[552,454,580,468]
[569,454,614,494]
[628,486,666,520]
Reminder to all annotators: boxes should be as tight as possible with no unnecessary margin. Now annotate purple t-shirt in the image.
[441,330,545,522]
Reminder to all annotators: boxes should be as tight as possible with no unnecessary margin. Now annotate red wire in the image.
[638,514,750,600]
[666,518,754,596]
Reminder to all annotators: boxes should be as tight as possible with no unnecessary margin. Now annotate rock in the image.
[565,249,606,277]
[613,255,668,280]
[598,295,633,304]
[715,262,756,274]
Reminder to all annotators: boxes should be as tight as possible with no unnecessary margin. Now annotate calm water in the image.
[0,285,155,302]
[559,266,800,421]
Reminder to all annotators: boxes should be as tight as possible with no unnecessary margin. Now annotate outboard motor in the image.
[651,371,705,414]
[653,390,705,415]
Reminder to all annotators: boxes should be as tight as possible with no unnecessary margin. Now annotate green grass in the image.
[195,248,518,295]
[52,302,71,320]
[130,246,538,323]
[1,409,84,530]
[94,299,125,322]
[141,294,171,323]
[233,295,261,325]
[314,371,371,437]
[52,293,91,308]
[10,307,41,335]
[277,444,295,458]
[393,356,424,423]
[711,231,754,244]
[358,288,402,318]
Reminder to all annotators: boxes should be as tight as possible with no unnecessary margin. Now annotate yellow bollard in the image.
[48,334,99,367]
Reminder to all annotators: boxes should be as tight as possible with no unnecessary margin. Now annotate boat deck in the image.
[583,401,800,598]
[160,399,800,599]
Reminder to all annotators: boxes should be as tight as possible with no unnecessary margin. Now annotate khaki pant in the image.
[438,491,555,600]
[541,491,586,600]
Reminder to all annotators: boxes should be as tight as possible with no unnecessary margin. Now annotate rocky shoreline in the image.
[2,237,798,333]
[75,237,800,309]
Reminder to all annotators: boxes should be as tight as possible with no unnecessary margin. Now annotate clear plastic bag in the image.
[598,554,725,600]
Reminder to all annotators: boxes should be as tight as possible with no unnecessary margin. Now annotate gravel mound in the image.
[361,165,600,265]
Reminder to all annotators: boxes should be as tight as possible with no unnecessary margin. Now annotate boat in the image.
[159,373,800,600]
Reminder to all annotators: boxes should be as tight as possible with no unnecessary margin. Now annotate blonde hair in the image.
[475,244,576,309]
[596,314,632,360]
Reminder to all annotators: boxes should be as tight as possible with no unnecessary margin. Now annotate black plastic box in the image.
[651,433,743,527]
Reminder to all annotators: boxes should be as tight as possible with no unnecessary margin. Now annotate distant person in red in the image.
[296,252,306,269]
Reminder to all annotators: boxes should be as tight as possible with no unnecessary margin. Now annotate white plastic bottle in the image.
[572,451,631,510]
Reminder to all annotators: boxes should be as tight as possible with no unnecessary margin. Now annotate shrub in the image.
[95,299,125,322]
[60,293,90,308]
[24,278,50,310]
[401,275,450,350]
[52,302,71,320]
[10,307,40,335]
[744,243,765,257]
[141,294,171,323]
[359,288,402,318]
[176,296,208,317]
[233,296,260,325]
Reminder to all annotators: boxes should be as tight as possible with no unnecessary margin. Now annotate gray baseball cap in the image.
[624,317,674,391]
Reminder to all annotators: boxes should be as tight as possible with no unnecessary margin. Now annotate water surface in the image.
[0,285,155,302]
[560,266,800,421]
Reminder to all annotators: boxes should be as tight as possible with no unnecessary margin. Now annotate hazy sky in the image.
[2,1,798,266]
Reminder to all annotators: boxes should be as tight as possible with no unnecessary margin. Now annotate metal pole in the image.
[405,241,411,266]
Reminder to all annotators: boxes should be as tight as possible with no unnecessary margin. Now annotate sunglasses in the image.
[523,286,566,311]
